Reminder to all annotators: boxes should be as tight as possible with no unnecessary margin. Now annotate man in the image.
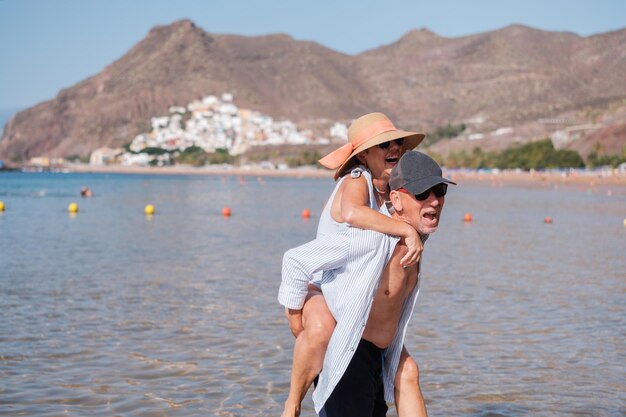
[279,151,454,416]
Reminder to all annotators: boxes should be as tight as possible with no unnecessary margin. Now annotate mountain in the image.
[0,107,20,134]
[358,25,626,130]
[1,20,625,161]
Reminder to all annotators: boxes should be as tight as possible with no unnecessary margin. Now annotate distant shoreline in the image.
[448,169,626,187]
[11,163,626,187]
[66,163,336,179]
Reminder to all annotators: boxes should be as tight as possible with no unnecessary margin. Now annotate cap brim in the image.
[334,130,425,180]
[400,176,456,195]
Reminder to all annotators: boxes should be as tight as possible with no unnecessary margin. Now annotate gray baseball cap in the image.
[389,151,456,194]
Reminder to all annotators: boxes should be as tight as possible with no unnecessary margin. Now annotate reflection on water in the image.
[0,172,624,416]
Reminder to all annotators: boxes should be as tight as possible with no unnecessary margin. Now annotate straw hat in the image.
[319,112,425,180]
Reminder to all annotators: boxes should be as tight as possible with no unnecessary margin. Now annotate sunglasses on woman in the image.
[400,183,448,201]
[378,138,405,149]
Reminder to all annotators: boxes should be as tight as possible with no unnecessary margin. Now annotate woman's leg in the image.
[282,287,336,417]
[394,347,428,417]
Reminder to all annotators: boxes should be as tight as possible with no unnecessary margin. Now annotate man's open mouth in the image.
[423,212,438,222]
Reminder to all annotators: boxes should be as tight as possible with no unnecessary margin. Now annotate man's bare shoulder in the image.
[388,240,419,274]
[389,240,407,263]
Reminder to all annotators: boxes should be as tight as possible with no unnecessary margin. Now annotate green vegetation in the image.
[423,123,466,146]
[122,142,136,153]
[66,154,89,163]
[142,147,169,156]
[121,135,626,171]
[246,149,290,164]
[285,150,322,168]
[586,143,626,168]
[174,146,208,166]
[437,139,585,169]
[174,146,233,166]
[437,147,497,169]
[206,148,234,165]
[496,140,584,169]
[244,147,322,167]
[244,150,278,163]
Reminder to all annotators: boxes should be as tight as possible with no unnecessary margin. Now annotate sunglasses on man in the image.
[378,138,405,149]
[399,183,448,201]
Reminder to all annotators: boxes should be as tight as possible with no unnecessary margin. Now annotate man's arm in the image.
[278,232,350,310]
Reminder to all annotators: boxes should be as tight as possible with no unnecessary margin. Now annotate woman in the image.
[282,112,428,417]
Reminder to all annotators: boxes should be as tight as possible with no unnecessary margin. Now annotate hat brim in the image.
[335,130,425,180]
[400,176,457,196]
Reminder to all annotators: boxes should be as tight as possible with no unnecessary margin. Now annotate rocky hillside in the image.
[1,19,625,160]
[358,25,626,130]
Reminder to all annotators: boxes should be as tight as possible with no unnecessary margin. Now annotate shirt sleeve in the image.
[278,232,350,310]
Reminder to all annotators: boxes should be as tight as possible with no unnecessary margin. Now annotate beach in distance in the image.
[0,170,624,416]
[66,162,626,186]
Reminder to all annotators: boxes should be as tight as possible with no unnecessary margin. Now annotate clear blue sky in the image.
[0,0,624,111]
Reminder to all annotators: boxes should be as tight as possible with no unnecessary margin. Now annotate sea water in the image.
[0,172,624,416]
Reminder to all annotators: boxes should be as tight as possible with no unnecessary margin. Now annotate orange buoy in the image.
[301,208,311,219]
[222,207,232,217]
[463,212,473,222]
[544,216,552,224]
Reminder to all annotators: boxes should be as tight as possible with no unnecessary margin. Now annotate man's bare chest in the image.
[376,261,419,303]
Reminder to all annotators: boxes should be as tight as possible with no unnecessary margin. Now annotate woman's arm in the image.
[339,175,422,267]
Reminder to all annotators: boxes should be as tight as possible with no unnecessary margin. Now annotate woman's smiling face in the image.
[357,139,406,181]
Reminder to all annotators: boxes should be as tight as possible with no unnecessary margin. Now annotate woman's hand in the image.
[400,224,423,268]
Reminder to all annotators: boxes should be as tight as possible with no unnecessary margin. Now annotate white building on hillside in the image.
[90,147,121,165]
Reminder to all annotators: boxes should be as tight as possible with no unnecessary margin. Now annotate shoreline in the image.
[10,163,626,187]
[448,169,626,187]
[63,163,336,179]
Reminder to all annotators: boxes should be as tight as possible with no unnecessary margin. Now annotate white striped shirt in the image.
[278,177,423,412]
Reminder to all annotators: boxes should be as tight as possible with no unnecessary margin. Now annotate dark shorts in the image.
[320,339,388,417]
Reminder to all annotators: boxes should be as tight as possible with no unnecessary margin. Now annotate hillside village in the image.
[87,93,347,167]
[25,94,626,172]
[20,90,626,172]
